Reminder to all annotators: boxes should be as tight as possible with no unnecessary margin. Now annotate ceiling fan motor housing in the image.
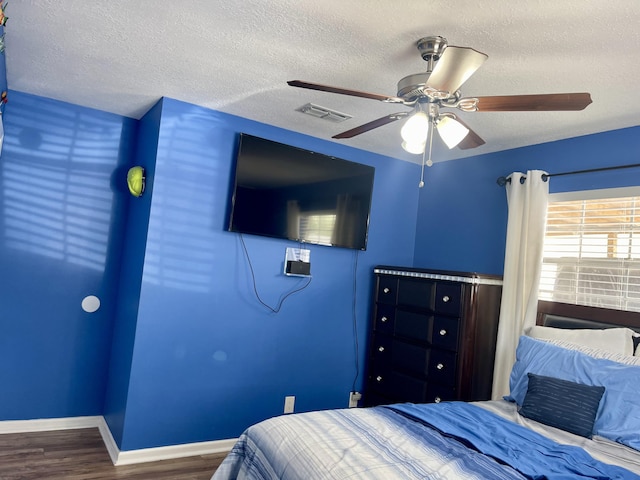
[417,36,448,61]
[397,72,432,100]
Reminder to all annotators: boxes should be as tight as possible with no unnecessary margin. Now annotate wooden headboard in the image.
[537,300,640,334]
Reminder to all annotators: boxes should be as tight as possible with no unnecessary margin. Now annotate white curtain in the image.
[491,170,549,399]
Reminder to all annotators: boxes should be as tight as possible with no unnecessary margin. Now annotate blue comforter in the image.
[213,401,639,480]
[388,402,638,480]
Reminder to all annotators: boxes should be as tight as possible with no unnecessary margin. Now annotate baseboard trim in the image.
[114,437,237,466]
[0,415,103,434]
[0,415,236,466]
[96,416,121,465]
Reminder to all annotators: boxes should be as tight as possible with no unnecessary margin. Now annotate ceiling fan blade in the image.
[450,117,486,150]
[475,93,592,111]
[332,112,409,139]
[426,46,488,96]
[288,80,405,103]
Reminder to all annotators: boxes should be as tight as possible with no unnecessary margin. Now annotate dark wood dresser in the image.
[364,266,503,406]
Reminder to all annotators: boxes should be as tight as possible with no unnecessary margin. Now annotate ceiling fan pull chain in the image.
[419,119,435,188]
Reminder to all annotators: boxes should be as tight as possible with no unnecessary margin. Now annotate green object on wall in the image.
[127,166,145,197]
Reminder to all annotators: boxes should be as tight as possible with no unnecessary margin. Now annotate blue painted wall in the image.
[0,93,417,447]
[413,126,640,274]
[103,101,160,447]
[113,98,420,450]
[2,87,638,452]
[0,91,136,419]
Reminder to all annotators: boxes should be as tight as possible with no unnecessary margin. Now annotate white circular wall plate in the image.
[82,295,101,313]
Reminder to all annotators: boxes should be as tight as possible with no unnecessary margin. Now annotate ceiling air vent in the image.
[297,103,352,123]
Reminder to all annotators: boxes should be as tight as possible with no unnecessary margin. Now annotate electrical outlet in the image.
[284,395,295,413]
[349,391,361,408]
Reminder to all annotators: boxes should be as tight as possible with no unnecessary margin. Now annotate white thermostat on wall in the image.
[284,247,311,277]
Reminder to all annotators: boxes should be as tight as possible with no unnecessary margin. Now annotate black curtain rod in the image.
[496,162,640,186]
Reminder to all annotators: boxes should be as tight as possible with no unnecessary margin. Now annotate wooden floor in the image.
[0,428,227,480]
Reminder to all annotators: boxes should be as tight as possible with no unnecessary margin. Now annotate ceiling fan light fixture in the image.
[436,116,470,149]
[401,140,426,154]
[287,36,592,157]
[400,111,430,144]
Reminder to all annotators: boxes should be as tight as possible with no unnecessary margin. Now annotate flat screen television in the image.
[228,133,375,250]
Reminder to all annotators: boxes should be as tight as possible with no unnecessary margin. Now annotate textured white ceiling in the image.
[5,1,640,163]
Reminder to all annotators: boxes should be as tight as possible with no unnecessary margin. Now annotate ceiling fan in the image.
[288,36,592,158]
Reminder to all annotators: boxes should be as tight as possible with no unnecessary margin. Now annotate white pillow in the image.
[542,338,640,366]
[525,325,636,356]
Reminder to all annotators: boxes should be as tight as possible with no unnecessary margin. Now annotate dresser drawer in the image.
[369,337,430,378]
[390,339,430,376]
[376,277,398,304]
[425,383,457,404]
[428,349,457,386]
[431,316,460,351]
[368,368,456,405]
[367,364,392,397]
[435,283,462,317]
[370,334,393,364]
[397,277,435,309]
[394,309,433,342]
[435,283,462,316]
[373,304,395,334]
[377,309,460,349]
[370,370,428,404]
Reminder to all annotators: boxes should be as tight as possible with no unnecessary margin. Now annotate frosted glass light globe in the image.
[402,141,426,154]
[400,112,429,144]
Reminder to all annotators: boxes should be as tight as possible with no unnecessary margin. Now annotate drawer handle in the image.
[381,316,388,323]
[436,363,444,370]
[439,329,447,336]
[434,396,441,403]
[383,287,390,294]
[376,376,383,382]
[442,295,450,303]
[378,346,385,352]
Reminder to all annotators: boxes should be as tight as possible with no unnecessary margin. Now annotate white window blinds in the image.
[539,194,640,312]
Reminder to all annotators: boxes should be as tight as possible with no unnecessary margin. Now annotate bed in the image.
[212,302,640,479]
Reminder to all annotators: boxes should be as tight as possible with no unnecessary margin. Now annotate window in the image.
[539,187,640,313]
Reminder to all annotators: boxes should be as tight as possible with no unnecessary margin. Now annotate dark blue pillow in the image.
[520,373,605,438]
